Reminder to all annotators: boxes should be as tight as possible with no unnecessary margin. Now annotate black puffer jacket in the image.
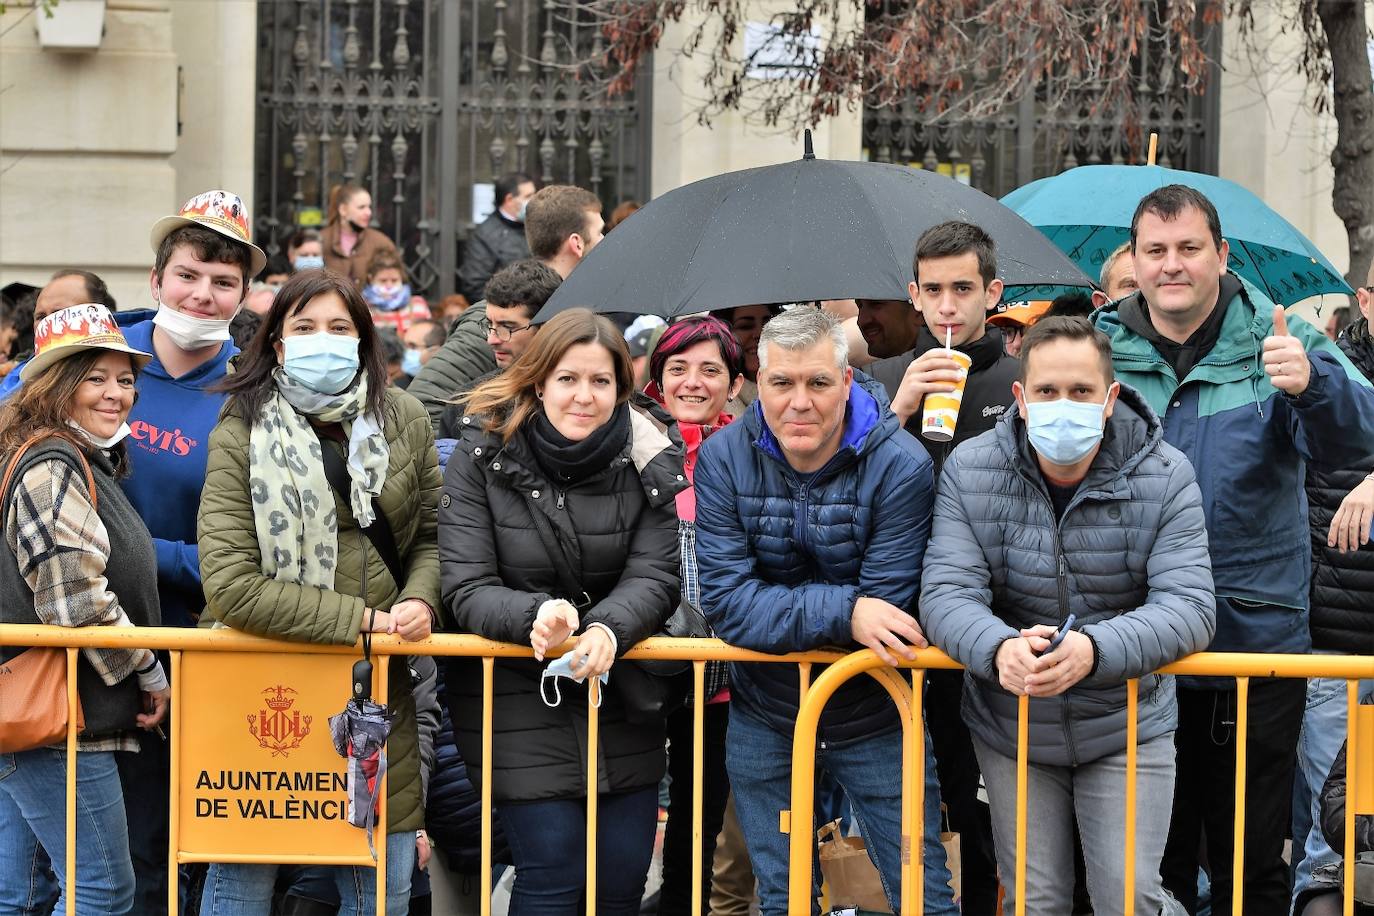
[438,397,686,802]
[458,213,531,302]
[1307,318,1374,653]
[868,325,1019,475]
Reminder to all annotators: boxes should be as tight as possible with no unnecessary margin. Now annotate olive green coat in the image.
[198,387,442,833]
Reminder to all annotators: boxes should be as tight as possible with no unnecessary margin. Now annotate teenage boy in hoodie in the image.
[112,190,265,913]
[866,220,1019,913]
[1094,184,1374,915]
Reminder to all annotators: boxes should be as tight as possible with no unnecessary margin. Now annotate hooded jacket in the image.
[694,376,935,745]
[920,385,1216,765]
[115,310,236,628]
[1095,277,1374,655]
[408,303,498,436]
[868,324,1019,474]
[438,396,685,802]
[1306,317,1374,653]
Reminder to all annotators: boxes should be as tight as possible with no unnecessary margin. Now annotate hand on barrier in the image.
[851,596,927,666]
[1001,625,1094,697]
[531,599,579,661]
[390,599,434,642]
[366,608,395,634]
[137,685,171,729]
[1263,305,1311,396]
[1328,476,1374,553]
[568,625,615,680]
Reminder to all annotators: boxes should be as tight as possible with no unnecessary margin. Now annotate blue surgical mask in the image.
[294,255,325,272]
[1024,397,1109,466]
[401,347,423,377]
[282,332,361,395]
[539,653,609,709]
[516,201,529,223]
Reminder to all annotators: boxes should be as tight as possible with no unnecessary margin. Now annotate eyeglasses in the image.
[479,318,534,341]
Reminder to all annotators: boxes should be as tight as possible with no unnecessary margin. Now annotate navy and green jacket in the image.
[1096,278,1374,654]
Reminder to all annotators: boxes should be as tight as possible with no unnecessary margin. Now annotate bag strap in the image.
[1,431,98,519]
[314,429,405,589]
[521,494,591,610]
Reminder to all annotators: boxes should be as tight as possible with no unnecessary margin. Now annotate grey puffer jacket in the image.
[920,385,1216,766]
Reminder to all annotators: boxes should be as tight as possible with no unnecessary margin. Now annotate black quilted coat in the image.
[438,397,685,802]
[1307,318,1374,654]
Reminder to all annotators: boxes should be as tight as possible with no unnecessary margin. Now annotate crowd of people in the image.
[0,172,1372,916]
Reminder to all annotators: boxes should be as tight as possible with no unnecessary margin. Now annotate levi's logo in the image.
[129,421,197,456]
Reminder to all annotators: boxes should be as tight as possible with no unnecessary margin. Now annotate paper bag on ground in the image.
[817,819,893,914]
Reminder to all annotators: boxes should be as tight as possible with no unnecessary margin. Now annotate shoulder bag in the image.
[0,433,90,753]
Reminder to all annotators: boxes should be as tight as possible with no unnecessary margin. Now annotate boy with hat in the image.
[112,190,264,913]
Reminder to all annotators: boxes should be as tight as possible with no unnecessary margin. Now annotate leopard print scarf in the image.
[248,369,389,588]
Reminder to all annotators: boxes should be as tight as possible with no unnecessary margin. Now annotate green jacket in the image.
[198,387,442,833]
[406,302,497,437]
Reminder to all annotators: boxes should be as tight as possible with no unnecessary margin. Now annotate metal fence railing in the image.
[2,625,1371,916]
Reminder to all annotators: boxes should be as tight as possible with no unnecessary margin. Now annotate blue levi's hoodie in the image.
[116,309,237,627]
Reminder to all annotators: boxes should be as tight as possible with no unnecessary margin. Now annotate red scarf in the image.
[645,380,733,522]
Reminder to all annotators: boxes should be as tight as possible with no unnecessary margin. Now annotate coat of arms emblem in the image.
[247,686,313,757]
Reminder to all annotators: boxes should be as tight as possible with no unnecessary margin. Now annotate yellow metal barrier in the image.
[4,625,1374,916]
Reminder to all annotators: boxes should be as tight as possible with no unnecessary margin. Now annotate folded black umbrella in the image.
[535,131,1092,323]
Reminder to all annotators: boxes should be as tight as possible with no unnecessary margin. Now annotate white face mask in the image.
[68,419,131,449]
[152,300,234,351]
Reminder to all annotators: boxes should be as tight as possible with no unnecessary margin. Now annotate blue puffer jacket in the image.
[695,375,935,745]
[921,386,1216,766]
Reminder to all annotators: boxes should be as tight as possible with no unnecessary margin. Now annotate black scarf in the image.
[1118,274,1241,382]
[1340,316,1374,383]
[525,400,631,485]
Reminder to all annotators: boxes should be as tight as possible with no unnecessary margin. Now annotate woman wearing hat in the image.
[0,304,169,915]
[196,270,439,915]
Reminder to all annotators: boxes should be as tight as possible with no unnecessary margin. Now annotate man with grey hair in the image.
[1092,241,1138,308]
[695,307,957,915]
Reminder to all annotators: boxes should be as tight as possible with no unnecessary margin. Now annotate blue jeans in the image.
[974,732,1183,916]
[497,785,659,916]
[0,748,135,915]
[1290,670,1374,911]
[725,709,957,916]
[200,830,415,915]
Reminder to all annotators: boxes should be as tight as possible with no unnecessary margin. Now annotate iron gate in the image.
[253,0,649,297]
[862,0,1222,199]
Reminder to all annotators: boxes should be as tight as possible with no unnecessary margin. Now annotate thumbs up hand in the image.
[1263,304,1311,396]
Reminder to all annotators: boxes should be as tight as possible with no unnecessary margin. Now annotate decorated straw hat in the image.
[987,299,1052,328]
[148,190,268,276]
[21,304,153,382]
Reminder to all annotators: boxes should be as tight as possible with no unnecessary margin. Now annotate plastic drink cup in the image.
[921,349,973,442]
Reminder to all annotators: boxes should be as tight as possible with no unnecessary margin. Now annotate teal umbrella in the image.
[1002,164,1353,305]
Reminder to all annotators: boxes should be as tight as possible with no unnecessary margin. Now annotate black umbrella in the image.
[535,131,1092,323]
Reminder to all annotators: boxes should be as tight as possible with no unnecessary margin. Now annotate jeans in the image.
[200,830,416,915]
[497,785,659,916]
[973,732,1181,916]
[114,726,175,914]
[659,702,731,916]
[0,748,135,915]
[1291,670,1374,911]
[1161,678,1307,914]
[725,708,957,916]
[926,667,999,915]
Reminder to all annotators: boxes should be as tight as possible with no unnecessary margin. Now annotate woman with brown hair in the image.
[196,270,440,914]
[0,304,168,915]
[321,183,400,288]
[438,307,685,915]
